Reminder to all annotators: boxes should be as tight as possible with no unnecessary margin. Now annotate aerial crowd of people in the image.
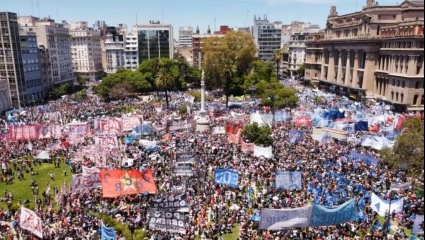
[0,81,423,240]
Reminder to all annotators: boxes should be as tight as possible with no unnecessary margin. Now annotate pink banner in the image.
[241,141,254,152]
[228,133,241,144]
[95,136,118,148]
[68,122,90,141]
[7,124,62,141]
[122,116,142,132]
[94,118,122,134]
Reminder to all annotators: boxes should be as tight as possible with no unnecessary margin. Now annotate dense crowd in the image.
[0,84,423,240]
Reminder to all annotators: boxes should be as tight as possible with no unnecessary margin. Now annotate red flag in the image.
[100,169,157,198]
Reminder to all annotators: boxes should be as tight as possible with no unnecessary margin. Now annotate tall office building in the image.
[0,78,11,112]
[305,0,424,113]
[178,27,193,48]
[134,21,174,62]
[104,29,126,74]
[68,21,104,81]
[0,12,26,108]
[93,20,106,31]
[20,30,43,102]
[124,32,139,70]
[252,16,282,62]
[18,16,75,88]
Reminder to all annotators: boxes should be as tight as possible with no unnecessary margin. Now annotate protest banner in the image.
[100,169,157,198]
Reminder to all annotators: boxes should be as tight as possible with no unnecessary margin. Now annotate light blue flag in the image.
[101,221,117,240]
[310,198,357,227]
[214,169,239,188]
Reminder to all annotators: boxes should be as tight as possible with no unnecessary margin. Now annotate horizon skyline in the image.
[3,0,403,36]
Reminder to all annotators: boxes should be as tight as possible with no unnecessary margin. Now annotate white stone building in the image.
[18,16,75,87]
[105,33,126,74]
[288,33,309,78]
[68,21,104,81]
[252,16,282,62]
[178,27,193,48]
[124,32,139,71]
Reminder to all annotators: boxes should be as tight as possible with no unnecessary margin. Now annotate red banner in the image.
[100,169,157,198]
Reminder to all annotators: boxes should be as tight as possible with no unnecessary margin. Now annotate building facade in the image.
[192,33,225,69]
[252,16,282,62]
[134,21,174,63]
[1,12,26,108]
[178,27,193,48]
[18,16,75,87]
[105,32,126,74]
[305,0,424,112]
[68,21,104,81]
[124,32,139,70]
[286,33,309,78]
[20,30,43,103]
[0,78,11,112]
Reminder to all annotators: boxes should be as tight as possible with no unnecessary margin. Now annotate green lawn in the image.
[195,224,241,240]
[0,161,72,210]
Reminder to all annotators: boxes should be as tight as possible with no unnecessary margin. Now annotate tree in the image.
[273,49,282,79]
[242,122,273,147]
[203,31,257,101]
[297,63,306,77]
[243,60,277,92]
[155,59,178,109]
[76,76,88,86]
[92,69,152,99]
[381,118,424,176]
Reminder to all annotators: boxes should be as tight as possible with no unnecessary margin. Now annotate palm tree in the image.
[273,49,282,79]
[220,58,237,108]
[155,61,176,109]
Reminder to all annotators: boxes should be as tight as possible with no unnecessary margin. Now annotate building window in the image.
[396,93,399,102]
[401,94,404,103]
[392,92,395,101]
[416,82,420,89]
[413,94,419,105]
[422,95,424,105]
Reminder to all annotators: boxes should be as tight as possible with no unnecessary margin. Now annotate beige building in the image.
[305,0,424,113]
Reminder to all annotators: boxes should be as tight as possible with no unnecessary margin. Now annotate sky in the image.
[3,0,401,37]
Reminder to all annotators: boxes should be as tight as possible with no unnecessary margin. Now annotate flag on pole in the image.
[20,207,43,239]
[101,221,117,240]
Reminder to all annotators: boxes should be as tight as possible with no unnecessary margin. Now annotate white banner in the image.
[139,140,158,147]
[20,207,43,239]
[253,145,273,159]
[371,193,404,217]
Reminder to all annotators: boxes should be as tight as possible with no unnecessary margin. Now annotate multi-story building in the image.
[305,0,424,113]
[134,21,174,63]
[281,21,321,50]
[105,31,126,74]
[93,20,106,31]
[18,16,75,87]
[1,12,26,108]
[38,46,50,97]
[68,21,104,81]
[20,30,43,103]
[287,32,310,78]
[214,26,233,35]
[192,31,225,69]
[252,16,282,62]
[0,78,11,112]
[178,27,193,48]
[124,32,139,70]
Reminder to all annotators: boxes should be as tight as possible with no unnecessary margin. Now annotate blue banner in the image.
[101,221,117,240]
[259,206,313,230]
[275,171,302,190]
[289,130,304,144]
[274,111,290,122]
[348,151,380,165]
[214,169,239,188]
[310,198,357,227]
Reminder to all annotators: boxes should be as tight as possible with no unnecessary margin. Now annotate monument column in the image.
[196,70,210,132]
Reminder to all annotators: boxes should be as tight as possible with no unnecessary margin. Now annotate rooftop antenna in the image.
[31,0,35,16]
[162,0,164,24]
[37,0,40,18]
